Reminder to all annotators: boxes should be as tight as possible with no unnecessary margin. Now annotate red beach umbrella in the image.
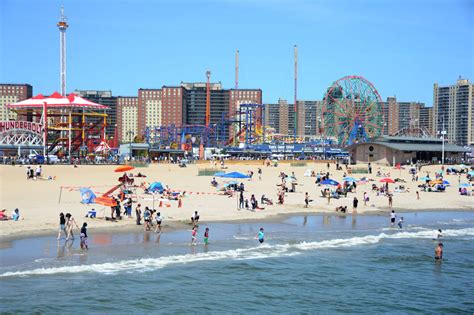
[114,165,134,172]
[379,177,395,183]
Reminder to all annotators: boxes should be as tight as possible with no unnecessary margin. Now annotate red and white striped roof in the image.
[7,92,109,109]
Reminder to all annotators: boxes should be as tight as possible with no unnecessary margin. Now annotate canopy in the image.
[214,171,226,177]
[94,196,117,207]
[321,179,339,186]
[80,188,96,204]
[114,165,134,172]
[7,92,109,109]
[379,177,395,183]
[221,172,250,179]
[94,141,111,153]
[149,182,164,193]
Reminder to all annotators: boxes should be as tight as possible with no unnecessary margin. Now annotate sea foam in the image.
[2,227,473,278]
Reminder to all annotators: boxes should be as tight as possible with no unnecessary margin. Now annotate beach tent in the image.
[80,188,96,204]
[149,182,164,193]
[321,179,339,186]
[342,177,357,182]
[221,172,250,179]
[214,172,226,177]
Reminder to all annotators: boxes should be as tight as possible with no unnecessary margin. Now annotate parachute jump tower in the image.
[57,6,68,96]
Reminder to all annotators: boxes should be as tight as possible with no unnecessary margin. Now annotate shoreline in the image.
[1,207,473,243]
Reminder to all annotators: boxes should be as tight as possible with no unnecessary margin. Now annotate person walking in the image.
[388,194,393,208]
[204,227,210,245]
[191,227,198,245]
[239,191,244,209]
[65,213,79,241]
[57,212,67,240]
[135,204,142,225]
[155,212,162,233]
[80,222,88,250]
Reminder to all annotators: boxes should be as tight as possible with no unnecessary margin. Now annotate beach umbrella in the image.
[221,172,250,179]
[468,171,474,176]
[114,165,134,172]
[79,188,96,204]
[430,179,443,185]
[419,176,431,181]
[321,179,339,186]
[459,183,470,187]
[342,177,357,182]
[214,171,226,177]
[442,180,450,186]
[379,177,395,183]
[225,180,239,185]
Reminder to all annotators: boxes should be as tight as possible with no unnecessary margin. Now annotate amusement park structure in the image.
[6,92,109,157]
[321,75,384,146]
[145,103,266,150]
[57,6,68,97]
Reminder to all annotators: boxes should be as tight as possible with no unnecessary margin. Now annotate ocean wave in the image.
[2,228,473,278]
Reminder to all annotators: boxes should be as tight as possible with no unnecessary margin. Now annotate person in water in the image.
[80,222,88,250]
[191,226,198,245]
[433,229,443,240]
[435,243,443,260]
[204,227,209,245]
[397,217,404,229]
[257,227,264,244]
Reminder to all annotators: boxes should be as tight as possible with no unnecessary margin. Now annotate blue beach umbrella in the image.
[221,172,250,179]
[419,176,431,181]
[468,171,474,176]
[342,177,357,182]
[459,183,470,188]
[442,180,450,186]
[321,179,339,186]
[214,171,226,177]
[80,188,96,204]
[149,182,164,193]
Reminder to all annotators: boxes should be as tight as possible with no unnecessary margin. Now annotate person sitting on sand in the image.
[11,208,20,221]
[211,177,218,187]
[261,195,273,205]
[0,209,9,221]
[335,206,347,213]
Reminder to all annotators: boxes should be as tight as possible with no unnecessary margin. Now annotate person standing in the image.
[191,226,198,245]
[57,212,67,240]
[35,165,42,178]
[304,192,310,208]
[80,222,88,250]
[155,212,162,233]
[239,191,244,210]
[353,197,359,213]
[363,192,368,206]
[416,191,420,200]
[257,227,265,244]
[390,210,396,227]
[258,168,262,181]
[435,243,443,260]
[388,194,393,208]
[135,204,142,225]
[143,207,151,231]
[204,227,210,245]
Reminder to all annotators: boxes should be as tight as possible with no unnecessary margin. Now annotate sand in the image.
[0,161,472,240]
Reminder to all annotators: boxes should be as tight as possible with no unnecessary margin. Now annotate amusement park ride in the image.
[321,75,384,146]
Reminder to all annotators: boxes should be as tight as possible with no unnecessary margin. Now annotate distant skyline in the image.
[1,0,473,105]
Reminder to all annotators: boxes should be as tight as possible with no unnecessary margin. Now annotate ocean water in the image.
[1,212,473,313]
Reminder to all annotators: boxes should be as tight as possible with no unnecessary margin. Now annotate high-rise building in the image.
[419,106,433,135]
[137,88,162,135]
[0,84,33,121]
[278,99,289,136]
[74,90,117,139]
[381,96,431,136]
[300,100,322,137]
[433,78,474,145]
[117,96,138,143]
[181,82,228,126]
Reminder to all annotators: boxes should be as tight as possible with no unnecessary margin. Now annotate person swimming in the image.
[257,228,264,244]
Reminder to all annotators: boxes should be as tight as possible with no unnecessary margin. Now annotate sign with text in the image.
[0,121,43,135]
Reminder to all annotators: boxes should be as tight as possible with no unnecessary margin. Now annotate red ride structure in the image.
[7,92,109,157]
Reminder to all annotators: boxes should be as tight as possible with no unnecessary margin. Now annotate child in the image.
[191,227,198,245]
[80,222,88,250]
[257,227,264,244]
[398,217,404,229]
[204,227,209,245]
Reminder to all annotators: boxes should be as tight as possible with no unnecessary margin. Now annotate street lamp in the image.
[126,130,134,161]
[437,118,446,168]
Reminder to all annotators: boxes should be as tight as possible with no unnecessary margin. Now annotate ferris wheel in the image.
[321,75,384,146]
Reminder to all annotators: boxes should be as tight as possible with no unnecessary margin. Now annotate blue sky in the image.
[1,0,473,105]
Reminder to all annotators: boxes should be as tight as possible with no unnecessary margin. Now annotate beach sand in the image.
[0,161,472,239]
